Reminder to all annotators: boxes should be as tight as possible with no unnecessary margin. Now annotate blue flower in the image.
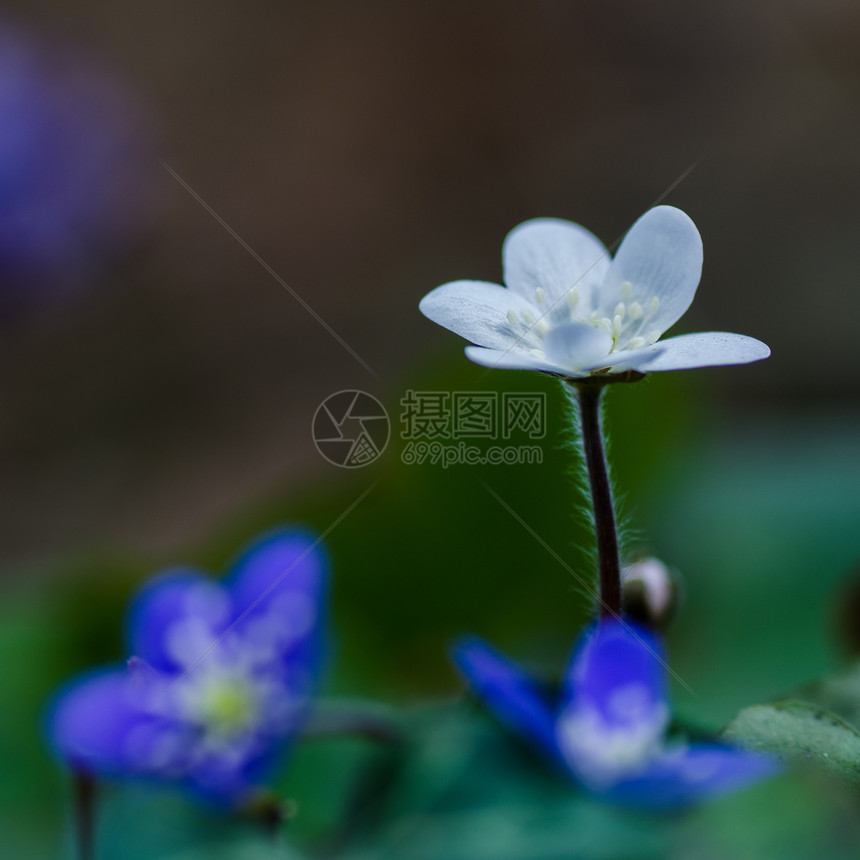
[48,529,327,806]
[453,619,780,809]
[0,22,150,311]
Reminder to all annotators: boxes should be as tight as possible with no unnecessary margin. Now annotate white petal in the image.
[503,218,610,313]
[464,346,575,376]
[419,280,540,351]
[601,206,702,336]
[543,323,613,372]
[620,332,771,372]
[580,344,666,373]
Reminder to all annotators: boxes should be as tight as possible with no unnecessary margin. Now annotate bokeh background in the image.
[2,1,860,857]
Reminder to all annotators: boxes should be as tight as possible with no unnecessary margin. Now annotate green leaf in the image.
[161,845,305,860]
[791,663,860,731]
[68,785,310,860]
[723,701,860,784]
[337,704,670,860]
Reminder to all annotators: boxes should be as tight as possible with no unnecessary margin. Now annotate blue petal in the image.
[226,529,328,688]
[183,752,263,807]
[47,669,149,775]
[126,569,231,673]
[561,619,669,734]
[603,743,782,809]
[452,636,560,762]
[227,529,326,617]
[182,734,296,807]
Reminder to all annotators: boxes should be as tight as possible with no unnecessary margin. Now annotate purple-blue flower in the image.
[453,619,780,809]
[0,22,151,312]
[48,529,327,806]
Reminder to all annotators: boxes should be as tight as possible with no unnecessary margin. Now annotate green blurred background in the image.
[2,1,860,857]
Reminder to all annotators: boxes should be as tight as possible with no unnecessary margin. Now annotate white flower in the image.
[419,206,770,378]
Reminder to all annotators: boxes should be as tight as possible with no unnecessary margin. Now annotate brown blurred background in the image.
[2,0,859,573]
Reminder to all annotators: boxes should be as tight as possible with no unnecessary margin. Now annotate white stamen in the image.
[535,319,549,335]
[521,310,535,326]
[567,289,579,311]
[647,330,661,345]
[628,302,643,321]
[613,302,626,319]
[534,287,546,307]
[627,337,645,349]
[597,317,612,333]
[612,315,623,338]
[506,309,519,329]
[649,297,660,315]
[620,281,633,299]
[529,348,543,357]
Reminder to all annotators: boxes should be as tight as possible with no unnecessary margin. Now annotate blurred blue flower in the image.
[0,23,150,312]
[420,206,770,377]
[453,619,779,809]
[48,529,327,806]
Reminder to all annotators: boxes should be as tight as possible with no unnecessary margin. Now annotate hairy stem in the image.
[574,383,621,617]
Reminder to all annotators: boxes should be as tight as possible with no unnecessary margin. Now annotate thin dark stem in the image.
[243,793,297,845]
[301,702,403,745]
[575,383,621,618]
[72,769,96,860]
[258,798,291,844]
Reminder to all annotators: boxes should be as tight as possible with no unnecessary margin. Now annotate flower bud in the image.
[621,556,678,630]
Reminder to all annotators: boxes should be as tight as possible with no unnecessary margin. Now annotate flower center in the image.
[587,282,663,353]
[194,676,259,738]
[556,686,669,787]
[505,280,664,362]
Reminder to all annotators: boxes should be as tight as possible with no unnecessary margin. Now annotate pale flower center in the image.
[193,676,259,738]
[506,279,664,364]
[126,611,311,779]
[556,683,670,787]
